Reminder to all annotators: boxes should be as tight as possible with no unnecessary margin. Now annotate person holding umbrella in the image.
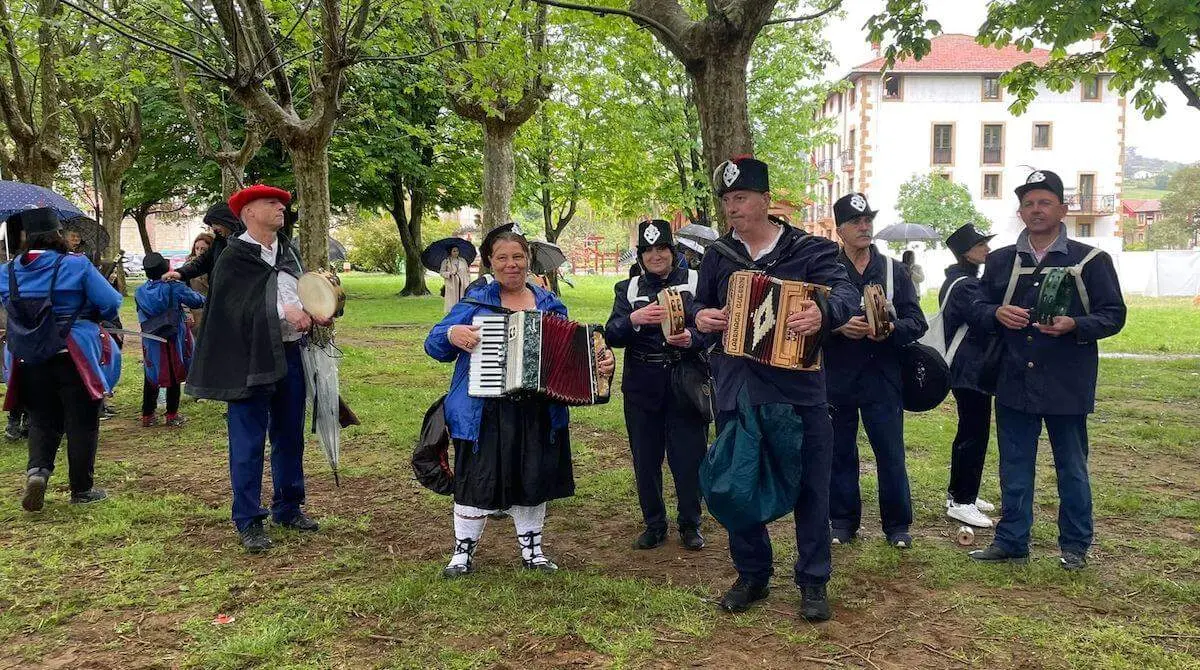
[185,185,329,553]
[1,207,123,511]
[440,246,471,311]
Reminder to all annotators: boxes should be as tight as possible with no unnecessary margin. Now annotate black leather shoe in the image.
[633,528,667,550]
[718,578,769,613]
[968,544,1029,565]
[799,584,831,622]
[69,489,108,505]
[277,512,319,532]
[239,522,272,554]
[21,472,47,512]
[679,527,706,551]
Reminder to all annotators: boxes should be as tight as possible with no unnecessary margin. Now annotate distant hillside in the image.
[1124,147,1186,178]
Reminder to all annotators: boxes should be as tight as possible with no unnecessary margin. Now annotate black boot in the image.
[239,521,272,554]
[968,544,1029,565]
[277,512,319,532]
[799,584,831,622]
[718,578,769,613]
[679,526,705,551]
[633,527,667,550]
[21,470,48,512]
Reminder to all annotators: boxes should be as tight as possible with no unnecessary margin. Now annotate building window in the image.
[883,74,902,100]
[1033,122,1052,149]
[932,123,954,165]
[936,171,952,181]
[982,123,1004,165]
[983,173,1001,199]
[982,75,1001,100]
[1082,75,1101,101]
[1078,222,1093,237]
[848,128,856,152]
[849,85,857,108]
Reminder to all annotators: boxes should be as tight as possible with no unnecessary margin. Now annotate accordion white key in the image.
[467,310,612,406]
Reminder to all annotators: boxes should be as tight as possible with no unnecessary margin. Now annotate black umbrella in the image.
[62,216,109,264]
[529,240,568,275]
[421,237,477,272]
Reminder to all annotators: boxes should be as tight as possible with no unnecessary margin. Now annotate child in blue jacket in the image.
[135,253,205,427]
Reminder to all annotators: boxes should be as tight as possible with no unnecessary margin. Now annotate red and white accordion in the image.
[468,310,612,406]
[723,270,830,371]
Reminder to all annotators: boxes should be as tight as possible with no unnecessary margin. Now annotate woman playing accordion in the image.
[424,230,615,578]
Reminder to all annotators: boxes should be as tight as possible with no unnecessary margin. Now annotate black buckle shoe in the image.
[633,528,667,550]
[718,578,769,613]
[799,584,831,622]
[239,522,272,554]
[442,537,478,579]
[277,512,319,532]
[21,472,48,512]
[69,489,108,505]
[679,527,706,551]
[968,544,1029,565]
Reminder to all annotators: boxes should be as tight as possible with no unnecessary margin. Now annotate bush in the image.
[341,215,403,274]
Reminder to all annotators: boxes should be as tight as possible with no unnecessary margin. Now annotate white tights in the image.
[448,503,548,567]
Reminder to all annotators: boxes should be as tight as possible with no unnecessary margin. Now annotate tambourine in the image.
[298,270,346,321]
[658,287,686,337]
[863,283,894,338]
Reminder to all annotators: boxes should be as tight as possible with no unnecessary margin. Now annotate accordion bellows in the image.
[723,271,830,371]
[468,311,612,406]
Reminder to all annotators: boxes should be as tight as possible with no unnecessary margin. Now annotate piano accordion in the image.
[723,270,830,371]
[468,311,612,406]
[657,288,686,337]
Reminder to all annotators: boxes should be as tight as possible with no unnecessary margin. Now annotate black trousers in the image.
[142,376,181,417]
[22,354,102,493]
[947,387,992,504]
[624,387,708,533]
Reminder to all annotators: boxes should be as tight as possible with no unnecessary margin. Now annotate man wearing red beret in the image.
[186,184,324,553]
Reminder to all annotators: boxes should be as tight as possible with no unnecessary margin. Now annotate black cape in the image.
[184,234,303,401]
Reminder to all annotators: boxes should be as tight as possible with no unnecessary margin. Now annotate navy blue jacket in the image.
[694,222,859,412]
[969,228,1126,415]
[938,262,990,394]
[605,260,704,405]
[825,246,928,404]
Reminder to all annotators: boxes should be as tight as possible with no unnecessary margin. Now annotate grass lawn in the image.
[1,273,1197,669]
[1120,187,1171,201]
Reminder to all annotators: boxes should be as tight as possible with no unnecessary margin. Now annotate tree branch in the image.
[529,0,679,46]
[764,0,842,25]
[60,0,226,79]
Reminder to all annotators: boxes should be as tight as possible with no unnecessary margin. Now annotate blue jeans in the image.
[829,379,912,537]
[993,404,1092,557]
[227,342,307,531]
[726,404,834,587]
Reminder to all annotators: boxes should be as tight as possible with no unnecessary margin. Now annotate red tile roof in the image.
[852,34,1052,73]
[1121,199,1162,214]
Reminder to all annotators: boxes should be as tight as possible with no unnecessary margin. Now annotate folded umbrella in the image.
[421,237,477,272]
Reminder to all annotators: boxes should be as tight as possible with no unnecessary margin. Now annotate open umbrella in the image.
[677,223,719,247]
[529,240,568,275]
[0,180,86,222]
[62,216,109,264]
[873,223,941,243]
[329,236,347,263]
[421,237,477,272]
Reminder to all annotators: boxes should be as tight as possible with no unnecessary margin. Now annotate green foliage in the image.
[977,0,1200,118]
[1155,163,1200,249]
[342,215,404,274]
[893,173,990,250]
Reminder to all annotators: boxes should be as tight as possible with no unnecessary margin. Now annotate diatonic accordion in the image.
[723,270,830,371]
[468,310,612,406]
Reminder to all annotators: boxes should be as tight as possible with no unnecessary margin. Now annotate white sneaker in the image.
[947,503,992,528]
[975,498,996,513]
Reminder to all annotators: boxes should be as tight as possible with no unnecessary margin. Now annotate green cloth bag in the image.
[699,389,805,532]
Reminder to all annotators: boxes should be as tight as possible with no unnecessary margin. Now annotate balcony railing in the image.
[932,148,952,165]
[839,149,855,170]
[809,203,833,221]
[815,158,834,174]
[1065,193,1116,214]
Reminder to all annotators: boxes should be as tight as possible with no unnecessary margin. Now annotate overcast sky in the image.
[818,0,1200,164]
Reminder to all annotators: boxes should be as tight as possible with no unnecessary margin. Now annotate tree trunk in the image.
[480,119,519,233]
[690,49,754,231]
[25,159,57,188]
[218,159,246,198]
[134,208,153,254]
[98,176,124,259]
[289,146,331,270]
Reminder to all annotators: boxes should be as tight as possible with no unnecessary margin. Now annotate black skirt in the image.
[453,396,574,509]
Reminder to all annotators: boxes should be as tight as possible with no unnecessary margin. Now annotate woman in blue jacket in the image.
[0,208,123,512]
[938,224,998,528]
[425,230,615,578]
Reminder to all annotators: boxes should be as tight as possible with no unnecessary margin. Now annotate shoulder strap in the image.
[707,239,756,271]
[1070,247,1104,314]
[681,269,699,296]
[6,260,18,300]
[885,255,894,301]
[625,275,642,305]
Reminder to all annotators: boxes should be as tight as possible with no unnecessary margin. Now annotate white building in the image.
[809,34,1126,247]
